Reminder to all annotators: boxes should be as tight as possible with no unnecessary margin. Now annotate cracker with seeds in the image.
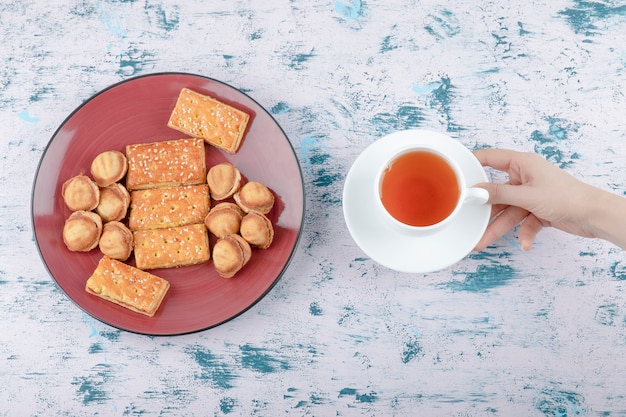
[85,256,170,317]
[133,223,211,270]
[128,184,210,231]
[167,88,249,154]
[126,138,206,190]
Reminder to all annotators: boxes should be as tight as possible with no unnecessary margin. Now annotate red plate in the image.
[32,73,305,335]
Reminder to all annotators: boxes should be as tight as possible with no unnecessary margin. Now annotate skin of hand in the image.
[472,149,626,251]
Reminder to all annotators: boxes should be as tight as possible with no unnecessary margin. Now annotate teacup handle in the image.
[464,187,490,205]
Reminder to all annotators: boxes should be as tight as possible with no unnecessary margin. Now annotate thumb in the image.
[474,182,535,209]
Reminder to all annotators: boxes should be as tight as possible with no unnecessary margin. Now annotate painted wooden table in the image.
[2,1,626,415]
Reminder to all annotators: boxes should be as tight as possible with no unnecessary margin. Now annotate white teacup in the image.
[374,143,489,235]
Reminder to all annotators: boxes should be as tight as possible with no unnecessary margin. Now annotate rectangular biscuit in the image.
[126,138,206,190]
[167,88,249,154]
[128,184,210,231]
[133,223,211,270]
[85,256,170,317]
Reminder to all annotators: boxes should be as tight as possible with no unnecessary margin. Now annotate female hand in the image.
[473,149,607,251]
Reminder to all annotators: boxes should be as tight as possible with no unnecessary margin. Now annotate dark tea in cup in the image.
[379,150,460,227]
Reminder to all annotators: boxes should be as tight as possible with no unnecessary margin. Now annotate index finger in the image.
[473,149,522,171]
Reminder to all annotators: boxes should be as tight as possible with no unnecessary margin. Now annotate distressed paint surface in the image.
[2,0,626,415]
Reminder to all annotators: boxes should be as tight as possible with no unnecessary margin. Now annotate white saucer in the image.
[342,130,491,273]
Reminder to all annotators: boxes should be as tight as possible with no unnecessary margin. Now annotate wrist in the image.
[585,188,626,249]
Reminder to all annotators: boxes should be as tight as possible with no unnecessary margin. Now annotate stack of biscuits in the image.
[126,137,212,270]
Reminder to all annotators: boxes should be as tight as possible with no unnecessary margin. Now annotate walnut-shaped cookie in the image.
[233,181,274,214]
[212,234,252,278]
[61,174,100,211]
[99,221,133,261]
[239,211,274,249]
[207,162,241,200]
[91,150,128,187]
[204,202,244,238]
[63,210,103,252]
[96,183,130,222]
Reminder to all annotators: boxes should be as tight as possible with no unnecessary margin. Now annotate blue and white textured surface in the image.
[2,1,626,415]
